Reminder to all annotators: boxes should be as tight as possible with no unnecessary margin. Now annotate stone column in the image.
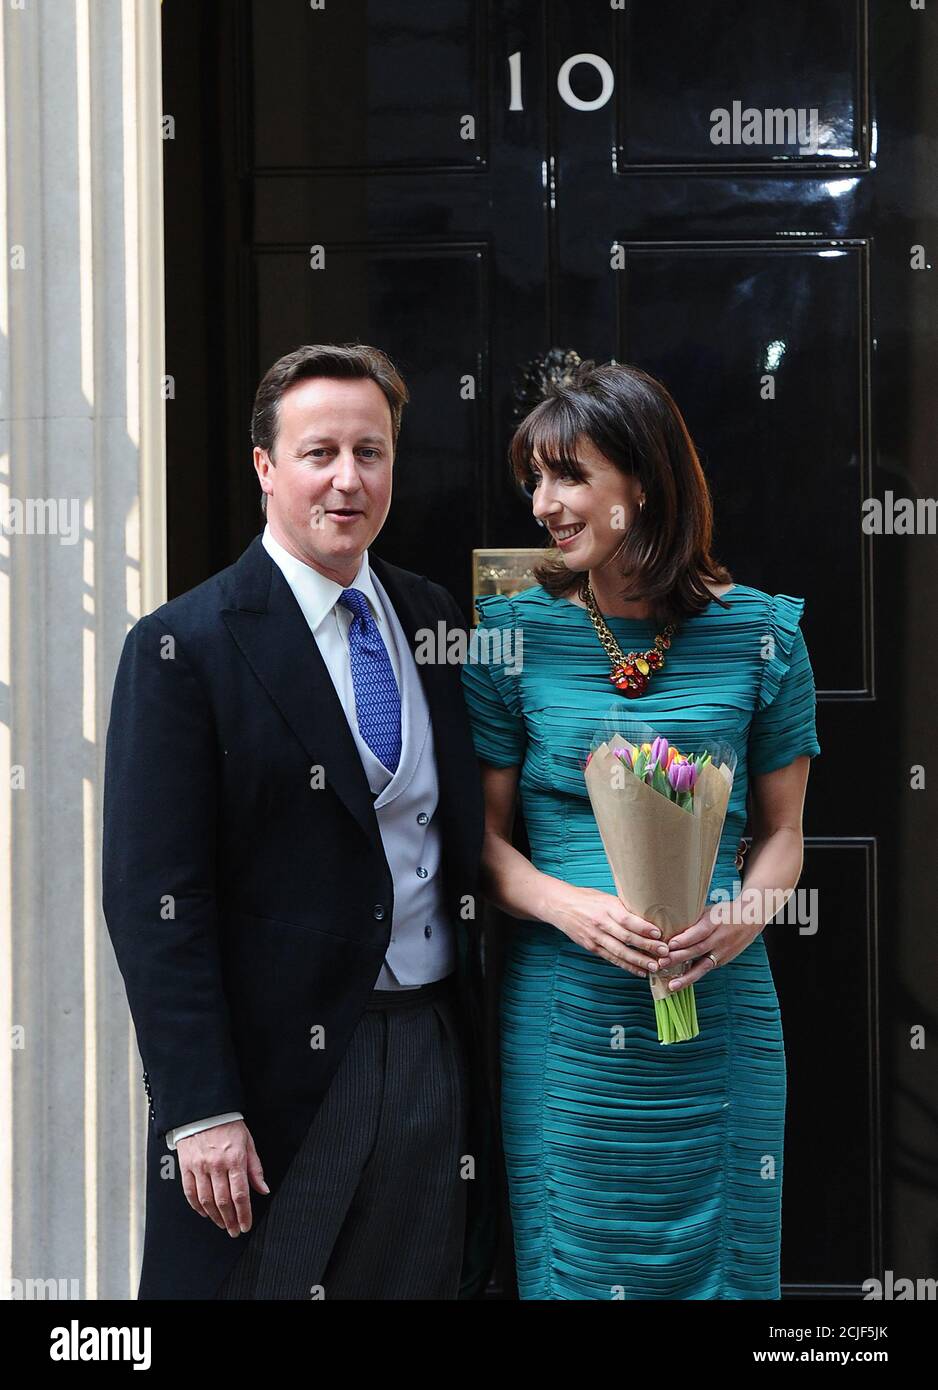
[0,0,165,1300]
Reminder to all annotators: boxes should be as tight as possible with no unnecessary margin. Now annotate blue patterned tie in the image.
[337,588,402,774]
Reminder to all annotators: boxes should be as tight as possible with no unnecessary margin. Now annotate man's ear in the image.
[253,446,276,494]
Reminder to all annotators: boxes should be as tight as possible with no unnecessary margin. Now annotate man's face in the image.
[254,375,394,585]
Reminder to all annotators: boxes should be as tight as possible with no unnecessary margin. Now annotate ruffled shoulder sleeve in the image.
[756,593,804,711]
[459,592,527,767]
[749,593,822,776]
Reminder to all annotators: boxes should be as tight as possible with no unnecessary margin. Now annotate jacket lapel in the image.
[220,535,465,866]
[221,535,384,855]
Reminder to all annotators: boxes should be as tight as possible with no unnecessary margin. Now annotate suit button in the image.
[424,924,433,938]
[416,866,428,879]
[416,812,428,825]
[373,905,386,920]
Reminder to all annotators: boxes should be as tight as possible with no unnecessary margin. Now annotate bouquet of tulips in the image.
[608,735,710,810]
[584,723,737,1044]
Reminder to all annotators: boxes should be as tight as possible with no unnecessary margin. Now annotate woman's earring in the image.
[638,496,646,513]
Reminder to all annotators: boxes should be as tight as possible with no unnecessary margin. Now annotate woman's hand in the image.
[656,900,760,992]
[541,881,672,977]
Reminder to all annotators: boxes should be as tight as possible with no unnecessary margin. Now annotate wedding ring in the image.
[706,952,719,969]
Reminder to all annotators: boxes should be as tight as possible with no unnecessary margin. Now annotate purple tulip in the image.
[612,744,633,768]
[651,736,670,769]
[667,760,699,795]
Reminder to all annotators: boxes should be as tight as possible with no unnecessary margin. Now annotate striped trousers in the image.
[214,975,468,1300]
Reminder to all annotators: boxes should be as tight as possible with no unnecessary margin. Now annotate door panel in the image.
[247,0,486,173]
[613,0,869,171]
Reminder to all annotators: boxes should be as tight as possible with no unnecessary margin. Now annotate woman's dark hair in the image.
[509,360,732,626]
[251,343,409,515]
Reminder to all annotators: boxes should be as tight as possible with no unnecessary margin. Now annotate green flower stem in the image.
[654,983,700,1045]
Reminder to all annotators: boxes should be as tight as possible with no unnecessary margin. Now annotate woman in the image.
[461,361,821,1300]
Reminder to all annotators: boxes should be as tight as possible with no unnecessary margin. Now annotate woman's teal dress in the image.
[460,584,821,1300]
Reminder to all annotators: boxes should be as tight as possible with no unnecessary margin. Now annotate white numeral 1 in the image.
[508,50,523,111]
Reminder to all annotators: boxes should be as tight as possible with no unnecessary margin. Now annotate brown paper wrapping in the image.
[583,738,733,1001]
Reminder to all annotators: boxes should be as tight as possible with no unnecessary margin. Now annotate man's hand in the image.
[177,1120,270,1236]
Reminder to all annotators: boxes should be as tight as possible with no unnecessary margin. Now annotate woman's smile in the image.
[550,520,587,548]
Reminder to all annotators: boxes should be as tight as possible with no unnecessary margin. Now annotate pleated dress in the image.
[460,583,821,1300]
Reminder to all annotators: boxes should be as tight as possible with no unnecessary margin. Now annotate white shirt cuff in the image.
[165,1112,244,1152]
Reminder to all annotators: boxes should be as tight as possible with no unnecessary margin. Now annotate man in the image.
[102,344,494,1299]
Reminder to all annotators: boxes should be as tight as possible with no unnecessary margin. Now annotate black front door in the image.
[163,0,937,1299]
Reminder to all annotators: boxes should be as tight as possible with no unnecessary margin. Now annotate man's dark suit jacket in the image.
[102,533,494,1300]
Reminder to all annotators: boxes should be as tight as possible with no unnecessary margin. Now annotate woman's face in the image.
[529,434,643,571]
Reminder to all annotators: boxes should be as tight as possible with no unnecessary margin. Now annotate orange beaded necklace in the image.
[581,581,676,697]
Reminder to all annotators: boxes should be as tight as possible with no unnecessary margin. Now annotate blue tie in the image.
[337,588,402,774]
